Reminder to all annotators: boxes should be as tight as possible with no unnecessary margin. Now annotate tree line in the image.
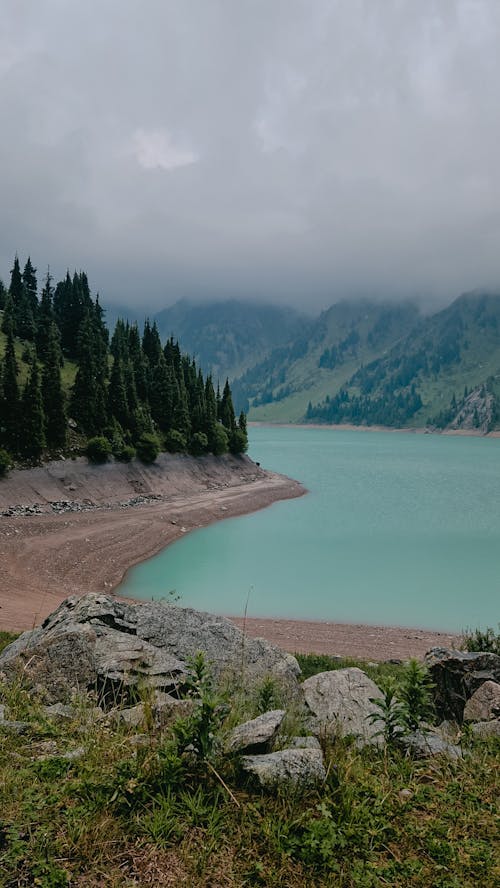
[0,256,247,468]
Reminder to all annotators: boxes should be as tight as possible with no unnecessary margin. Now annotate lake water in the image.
[119,427,500,632]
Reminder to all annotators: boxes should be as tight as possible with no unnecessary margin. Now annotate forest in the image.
[0,256,247,470]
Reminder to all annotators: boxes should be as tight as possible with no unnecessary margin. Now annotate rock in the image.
[0,720,31,735]
[425,648,500,722]
[471,719,500,739]
[0,594,301,708]
[0,704,6,721]
[302,668,384,745]
[463,681,500,722]
[111,704,146,728]
[285,736,322,750]
[42,703,75,722]
[226,710,285,754]
[400,728,462,759]
[153,693,195,728]
[61,746,85,761]
[240,748,326,789]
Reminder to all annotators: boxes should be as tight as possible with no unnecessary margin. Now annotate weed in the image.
[461,624,500,655]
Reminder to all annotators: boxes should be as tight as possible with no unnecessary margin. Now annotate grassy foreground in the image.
[0,642,498,888]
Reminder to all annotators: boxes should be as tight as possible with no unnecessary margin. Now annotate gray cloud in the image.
[1,0,500,311]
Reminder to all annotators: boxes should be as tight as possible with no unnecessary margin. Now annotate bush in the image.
[0,448,11,477]
[165,429,187,453]
[86,436,112,464]
[136,432,160,464]
[461,625,500,655]
[228,428,248,455]
[189,431,209,456]
[210,424,228,455]
[115,444,136,462]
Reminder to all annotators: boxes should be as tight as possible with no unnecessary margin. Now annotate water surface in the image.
[120,427,500,632]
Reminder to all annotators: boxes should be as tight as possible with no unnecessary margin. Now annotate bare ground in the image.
[0,454,459,658]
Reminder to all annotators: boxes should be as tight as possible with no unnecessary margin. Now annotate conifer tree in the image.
[220,378,236,431]
[9,255,23,334]
[108,356,129,429]
[42,322,67,449]
[1,330,20,453]
[0,279,6,310]
[36,271,56,360]
[22,257,38,316]
[1,293,15,336]
[20,356,45,460]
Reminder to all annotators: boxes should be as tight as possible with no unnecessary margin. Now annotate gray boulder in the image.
[463,680,500,722]
[471,719,500,739]
[400,728,462,760]
[425,648,500,722]
[0,593,301,708]
[226,709,285,754]
[302,667,384,745]
[240,748,326,789]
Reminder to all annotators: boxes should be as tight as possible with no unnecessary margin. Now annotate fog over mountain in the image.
[1,1,500,311]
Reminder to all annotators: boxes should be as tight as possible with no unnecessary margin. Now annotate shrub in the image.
[399,659,435,731]
[86,436,112,464]
[136,432,160,464]
[189,431,209,456]
[0,448,11,477]
[461,625,500,655]
[164,429,187,453]
[210,424,228,455]
[115,444,136,462]
[228,428,248,455]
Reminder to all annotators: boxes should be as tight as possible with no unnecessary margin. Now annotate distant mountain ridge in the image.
[105,291,500,432]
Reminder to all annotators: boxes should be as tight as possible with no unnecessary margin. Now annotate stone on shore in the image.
[302,667,384,745]
[0,593,301,707]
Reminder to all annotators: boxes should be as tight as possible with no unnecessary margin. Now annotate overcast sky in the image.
[1,0,500,312]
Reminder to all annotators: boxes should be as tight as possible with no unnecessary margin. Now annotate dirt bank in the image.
[0,454,305,632]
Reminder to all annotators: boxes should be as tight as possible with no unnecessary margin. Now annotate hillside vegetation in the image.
[0,256,247,473]
[0,645,498,888]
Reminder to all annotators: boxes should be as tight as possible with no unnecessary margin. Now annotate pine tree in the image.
[220,378,236,431]
[0,279,6,310]
[9,255,23,335]
[20,357,45,460]
[42,322,67,449]
[1,293,15,336]
[71,313,107,434]
[22,257,38,316]
[108,356,129,429]
[36,270,56,361]
[1,330,20,453]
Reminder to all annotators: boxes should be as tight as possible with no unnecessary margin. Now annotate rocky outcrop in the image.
[425,649,500,722]
[240,748,326,789]
[302,667,384,745]
[226,710,285,754]
[0,593,301,707]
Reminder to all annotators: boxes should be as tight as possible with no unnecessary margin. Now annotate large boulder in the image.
[0,594,301,707]
[240,748,326,789]
[425,648,500,722]
[463,681,500,722]
[302,667,384,745]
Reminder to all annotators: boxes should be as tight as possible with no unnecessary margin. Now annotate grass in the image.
[0,652,498,887]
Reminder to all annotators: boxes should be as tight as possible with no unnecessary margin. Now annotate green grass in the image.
[0,655,498,887]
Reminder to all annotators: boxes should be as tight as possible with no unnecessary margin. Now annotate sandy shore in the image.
[0,453,460,659]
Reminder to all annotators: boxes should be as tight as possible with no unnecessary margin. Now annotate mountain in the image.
[304,291,500,430]
[153,299,307,384]
[232,300,420,420]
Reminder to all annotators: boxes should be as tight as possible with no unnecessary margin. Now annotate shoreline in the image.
[249,420,500,438]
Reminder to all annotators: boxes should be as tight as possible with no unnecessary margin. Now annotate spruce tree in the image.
[20,356,45,460]
[0,279,6,310]
[22,257,38,316]
[108,356,129,429]
[1,330,20,454]
[9,255,23,335]
[220,379,236,431]
[42,321,67,449]
[36,271,56,361]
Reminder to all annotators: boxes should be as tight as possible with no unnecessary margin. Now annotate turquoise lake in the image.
[119,427,500,632]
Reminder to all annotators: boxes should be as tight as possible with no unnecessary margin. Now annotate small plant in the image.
[135,432,160,463]
[368,679,407,744]
[173,652,224,761]
[86,436,112,463]
[256,675,280,714]
[461,625,500,655]
[0,448,11,477]
[399,659,435,732]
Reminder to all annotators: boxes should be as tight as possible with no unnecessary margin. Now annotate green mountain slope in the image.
[305,291,500,430]
[153,299,307,383]
[233,301,420,421]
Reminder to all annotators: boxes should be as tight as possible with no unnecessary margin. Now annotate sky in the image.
[1,0,500,312]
